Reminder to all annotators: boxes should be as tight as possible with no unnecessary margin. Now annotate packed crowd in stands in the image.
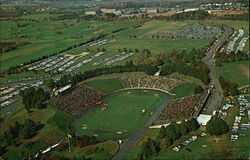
[156,94,202,123]
[49,85,106,118]
[120,75,183,92]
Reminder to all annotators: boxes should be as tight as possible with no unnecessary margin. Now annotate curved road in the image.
[201,26,232,114]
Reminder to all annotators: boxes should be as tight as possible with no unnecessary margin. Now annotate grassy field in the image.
[1,19,212,82]
[168,72,204,86]
[84,78,124,94]
[170,83,197,99]
[114,20,195,38]
[76,89,165,138]
[0,20,138,71]
[216,60,249,86]
[52,140,119,159]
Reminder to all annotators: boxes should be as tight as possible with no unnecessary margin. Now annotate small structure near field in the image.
[54,84,72,96]
[196,114,212,125]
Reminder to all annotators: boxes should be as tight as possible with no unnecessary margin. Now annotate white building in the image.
[85,11,96,15]
[196,114,212,125]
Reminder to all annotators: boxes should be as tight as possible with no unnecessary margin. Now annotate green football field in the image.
[76,89,165,138]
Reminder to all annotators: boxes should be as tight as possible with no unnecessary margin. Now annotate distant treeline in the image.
[0,41,31,53]
[53,62,158,88]
[166,10,210,20]
[219,13,249,21]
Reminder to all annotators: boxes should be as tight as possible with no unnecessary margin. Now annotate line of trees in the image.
[219,13,249,21]
[53,62,158,88]
[166,10,210,21]
[0,41,31,53]
[219,76,239,96]
[160,61,209,84]
[137,118,200,160]
[215,50,249,66]
[20,87,49,112]
[0,119,42,147]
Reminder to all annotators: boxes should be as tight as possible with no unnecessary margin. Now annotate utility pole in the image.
[67,132,71,152]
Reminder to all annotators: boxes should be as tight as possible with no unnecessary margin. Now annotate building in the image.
[140,8,158,14]
[100,8,121,15]
[54,84,72,96]
[196,114,212,125]
[85,11,96,15]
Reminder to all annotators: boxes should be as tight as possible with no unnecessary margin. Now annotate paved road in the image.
[110,91,172,160]
[202,26,233,113]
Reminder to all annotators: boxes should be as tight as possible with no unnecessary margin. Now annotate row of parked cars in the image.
[227,29,244,54]
[231,95,250,141]
[83,39,116,47]
[172,135,198,152]
[0,81,43,108]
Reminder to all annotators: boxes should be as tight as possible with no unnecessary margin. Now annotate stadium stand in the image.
[49,85,106,118]
[120,75,183,92]
[156,94,202,123]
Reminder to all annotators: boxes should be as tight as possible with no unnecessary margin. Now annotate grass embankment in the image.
[216,60,249,86]
[85,78,124,94]
[170,83,197,99]
[52,140,119,160]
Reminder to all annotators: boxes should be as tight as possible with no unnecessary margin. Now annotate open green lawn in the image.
[76,89,165,138]
[0,20,138,71]
[85,78,124,93]
[89,38,211,54]
[114,20,195,38]
[216,60,249,86]
[170,83,197,99]
[168,72,204,86]
[53,140,119,160]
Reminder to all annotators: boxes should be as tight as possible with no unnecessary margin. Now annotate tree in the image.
[158,126,166,139]
[165,137,172,148]
[194,85,204,94]
[20,119,37,139]
[140,138,159,159]
[165,124,176,141]
[178,123,188,136]
[186,118,200,132]
[20,87,48,111]
[206,117,228,135]
[44,78,55,89]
